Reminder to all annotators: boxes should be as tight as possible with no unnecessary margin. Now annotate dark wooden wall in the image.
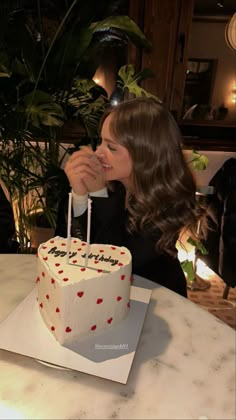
[129,0,236,151]
[129,0,194,115]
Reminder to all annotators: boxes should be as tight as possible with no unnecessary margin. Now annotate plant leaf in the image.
[91,16,152,50]
[21,90,65,127]
[6,11,40,82]
[0,51,11,77]
[117,64,160,99]
[187,237,208,255]
[181,260,195,281]
[190,150,209,171]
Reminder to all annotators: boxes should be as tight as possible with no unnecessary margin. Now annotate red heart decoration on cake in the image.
[127,302,130,308]
[36,277,40,283]
[96,298,103,304]
[40,302,43,308]
[50,240,54,243]
[38,239,132,343]
[65,326,71,333]
[77,248,81,251]
[42,246,47,249]
[73,240,77,243]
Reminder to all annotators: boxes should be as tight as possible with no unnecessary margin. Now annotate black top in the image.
[75,189,187,298]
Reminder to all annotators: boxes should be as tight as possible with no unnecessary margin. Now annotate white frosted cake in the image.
[37,236,132,344]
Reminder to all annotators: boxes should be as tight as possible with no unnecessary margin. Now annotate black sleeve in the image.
[73,191,187,297]
[75,192,127,246]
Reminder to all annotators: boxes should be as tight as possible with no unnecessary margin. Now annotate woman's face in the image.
[95,113,133,188]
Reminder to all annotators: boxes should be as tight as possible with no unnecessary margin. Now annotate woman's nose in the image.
[95,144,104,157]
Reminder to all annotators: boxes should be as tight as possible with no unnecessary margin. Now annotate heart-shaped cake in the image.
[37,236,132,344]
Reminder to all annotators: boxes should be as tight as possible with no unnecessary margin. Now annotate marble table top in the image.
[0,254,235,420]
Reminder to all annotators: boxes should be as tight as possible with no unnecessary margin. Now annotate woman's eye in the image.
[107,144,116,152]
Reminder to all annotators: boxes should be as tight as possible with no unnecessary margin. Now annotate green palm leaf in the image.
[22,91,65,127]
[117,64,159,99]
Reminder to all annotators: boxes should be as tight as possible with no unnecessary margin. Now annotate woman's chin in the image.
[104,171,114,181]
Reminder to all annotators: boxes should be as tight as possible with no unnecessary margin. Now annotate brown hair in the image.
[100,97,208,255]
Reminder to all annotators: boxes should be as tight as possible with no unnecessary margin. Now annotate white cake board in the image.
[0,286,151,384]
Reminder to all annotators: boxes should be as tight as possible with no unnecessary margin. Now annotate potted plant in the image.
[178,150,210,290]
[0,135,69,251]
[0,0,152,251]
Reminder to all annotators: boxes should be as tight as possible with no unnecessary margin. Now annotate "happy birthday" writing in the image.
[81,253,118,266]
[48,247,118,266]
[48,246,76,258]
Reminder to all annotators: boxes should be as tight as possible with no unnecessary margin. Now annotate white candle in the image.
[196,219,201,236]
[66,191,72,263]
[84,198,92,268]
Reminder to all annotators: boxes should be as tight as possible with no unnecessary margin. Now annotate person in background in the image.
[0,181,17,253]
[64,97,208,298]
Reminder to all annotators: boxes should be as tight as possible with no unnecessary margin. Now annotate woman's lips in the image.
[96,156,112,170]
[101,162,112,169]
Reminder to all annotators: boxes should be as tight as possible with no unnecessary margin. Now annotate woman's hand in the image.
[64,147,105,195]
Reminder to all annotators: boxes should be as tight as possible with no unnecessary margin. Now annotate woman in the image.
[64,97,207,297]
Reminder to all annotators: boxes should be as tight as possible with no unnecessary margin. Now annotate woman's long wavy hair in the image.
[100,97,208,255]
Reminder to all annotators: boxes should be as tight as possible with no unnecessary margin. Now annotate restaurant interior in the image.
[0,1,235,418]
[1,0,235,317]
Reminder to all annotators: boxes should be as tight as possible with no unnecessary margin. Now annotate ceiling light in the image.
[225,13,236,51]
